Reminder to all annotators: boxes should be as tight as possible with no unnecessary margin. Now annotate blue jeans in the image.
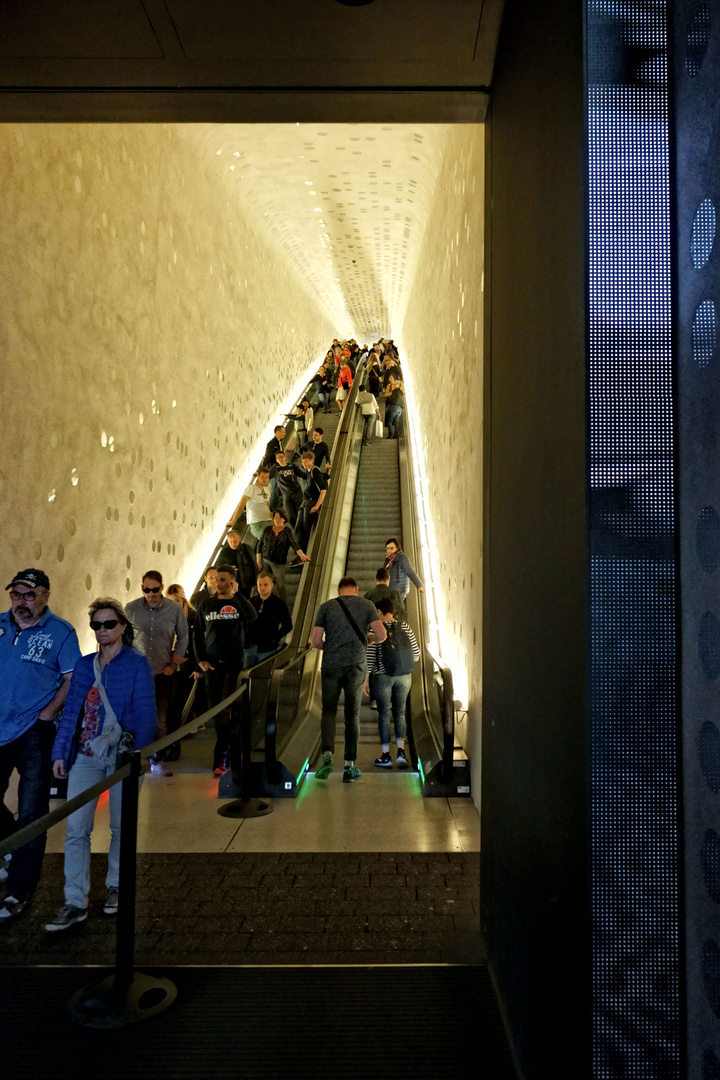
[374,672,412,745]
[0,718,55,900]
[320,664,366,761]
[63,751,144,909]
[243,645,275,669]
[386,406,403,439]
[363,414,376,444]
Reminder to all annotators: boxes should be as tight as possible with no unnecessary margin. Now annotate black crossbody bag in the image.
[335,598,368,646]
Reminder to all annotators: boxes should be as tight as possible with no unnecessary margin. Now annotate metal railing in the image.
[0,673,251,1027]
[397,416,457,787]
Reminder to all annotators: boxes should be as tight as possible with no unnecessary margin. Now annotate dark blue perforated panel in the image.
[673,0,720,1074]
[588,2,679,1076]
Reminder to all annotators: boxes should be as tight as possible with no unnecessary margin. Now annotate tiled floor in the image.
[26,727,480,855]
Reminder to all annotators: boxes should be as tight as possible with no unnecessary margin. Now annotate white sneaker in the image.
[150,761,173,776]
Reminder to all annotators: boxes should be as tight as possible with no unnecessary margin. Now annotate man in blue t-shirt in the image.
[311,576,386,783]
[0,568,81,922]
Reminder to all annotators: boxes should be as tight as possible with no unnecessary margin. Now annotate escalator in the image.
[254,380,473,799]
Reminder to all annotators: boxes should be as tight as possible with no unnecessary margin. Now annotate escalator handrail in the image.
[264,645,314,780]
[398,430,456,785]
[263,379,363,777]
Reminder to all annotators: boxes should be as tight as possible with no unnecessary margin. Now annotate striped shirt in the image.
[366,620,420,674]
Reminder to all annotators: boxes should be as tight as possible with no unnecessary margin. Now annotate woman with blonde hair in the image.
[45,597,156,932]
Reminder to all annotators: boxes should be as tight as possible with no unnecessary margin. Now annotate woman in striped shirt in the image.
[364,597,420,769]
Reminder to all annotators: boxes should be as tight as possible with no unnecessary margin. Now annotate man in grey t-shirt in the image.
[311,576,385,783]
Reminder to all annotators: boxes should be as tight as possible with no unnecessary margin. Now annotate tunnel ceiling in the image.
[193,123,458,341]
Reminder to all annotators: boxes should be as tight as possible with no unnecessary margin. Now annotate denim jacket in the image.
[51,647,157,769]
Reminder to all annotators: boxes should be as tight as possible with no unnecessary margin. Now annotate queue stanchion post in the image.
[68,750,177,1027]
[218,682,272,819]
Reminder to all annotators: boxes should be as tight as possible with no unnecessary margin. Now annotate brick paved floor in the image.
[1,851,482,966]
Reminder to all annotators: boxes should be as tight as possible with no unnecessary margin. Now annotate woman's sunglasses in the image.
[90,619,119,630]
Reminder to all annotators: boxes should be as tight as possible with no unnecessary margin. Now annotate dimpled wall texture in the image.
[0,124,336,650]
[398,126,484,799]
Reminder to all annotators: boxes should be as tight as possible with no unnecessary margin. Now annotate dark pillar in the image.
[481,2,590,1075]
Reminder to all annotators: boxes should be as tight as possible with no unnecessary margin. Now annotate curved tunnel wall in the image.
[0,123,336,651]
[399,126,485,801]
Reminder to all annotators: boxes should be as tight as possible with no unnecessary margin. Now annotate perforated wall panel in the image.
[588,2,679,1076]
[672,2,720,1076]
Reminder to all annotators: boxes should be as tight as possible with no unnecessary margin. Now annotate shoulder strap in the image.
[335,598,367,646]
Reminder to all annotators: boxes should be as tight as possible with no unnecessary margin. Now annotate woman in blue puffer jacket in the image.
[383,538,425,601]
[45,597,156,933]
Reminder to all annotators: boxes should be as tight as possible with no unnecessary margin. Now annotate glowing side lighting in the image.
[296,757,310,784]
[400,352,470,708]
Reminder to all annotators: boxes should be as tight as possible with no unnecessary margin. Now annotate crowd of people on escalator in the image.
[0,337,422,929]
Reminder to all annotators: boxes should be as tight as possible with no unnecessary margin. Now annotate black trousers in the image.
[204,662,242,768]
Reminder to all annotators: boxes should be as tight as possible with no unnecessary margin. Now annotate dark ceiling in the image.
[0,0,504,121]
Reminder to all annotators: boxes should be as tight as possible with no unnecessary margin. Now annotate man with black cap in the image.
[0,568,81,922]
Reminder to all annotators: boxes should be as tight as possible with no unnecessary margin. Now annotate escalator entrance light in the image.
[296,757,310,784]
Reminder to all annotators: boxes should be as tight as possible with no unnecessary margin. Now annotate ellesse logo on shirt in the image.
[206,605,240,621]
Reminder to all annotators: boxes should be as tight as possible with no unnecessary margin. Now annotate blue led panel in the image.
[587,2,679,1076]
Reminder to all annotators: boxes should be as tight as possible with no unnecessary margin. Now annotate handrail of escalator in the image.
[262,377,363,780]
[264,645,314,783]
[399,421,456,786]
[424,648,456,785]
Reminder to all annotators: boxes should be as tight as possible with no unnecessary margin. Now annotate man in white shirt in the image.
[355,382,381,445]
[227,468,273,540]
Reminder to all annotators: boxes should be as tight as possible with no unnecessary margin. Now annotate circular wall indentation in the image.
[702,830,720,903]
[128,512,134,525]
[700,612,720,678]
[696,507,720,572]
[126,555,131,569]
[68,519,76,536]
[129,490,135,503]
[699,721,720,793]
[105,506,112,520]
[152,540,156,552]
[692,199,717,268]
[687,4,711,77]
[126,578,131,592]
[141,516,146,529]
[703,938,720,1017]
[32,540,42,559]
[56,544,64,563]
[85,574,92,591]
[693,300,718,367]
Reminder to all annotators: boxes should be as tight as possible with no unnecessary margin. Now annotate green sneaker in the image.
[342,765,362,783]
[315,753,333,780]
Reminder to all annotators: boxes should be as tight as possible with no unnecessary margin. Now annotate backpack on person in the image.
[381,621,415,676]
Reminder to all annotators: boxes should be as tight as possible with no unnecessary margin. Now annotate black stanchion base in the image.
[217,798,273,818]
[68,971,177,1028]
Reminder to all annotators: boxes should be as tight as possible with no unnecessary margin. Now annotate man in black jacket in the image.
[295,451,328,555]
[269,450,306,527]
[217,531,257,597]
[300,428,331,474]
[243,571,292,668]
[262,425,286,511]
[193,565,257,776]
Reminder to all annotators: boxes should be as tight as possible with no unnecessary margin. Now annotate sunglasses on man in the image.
[142,586,162,594]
